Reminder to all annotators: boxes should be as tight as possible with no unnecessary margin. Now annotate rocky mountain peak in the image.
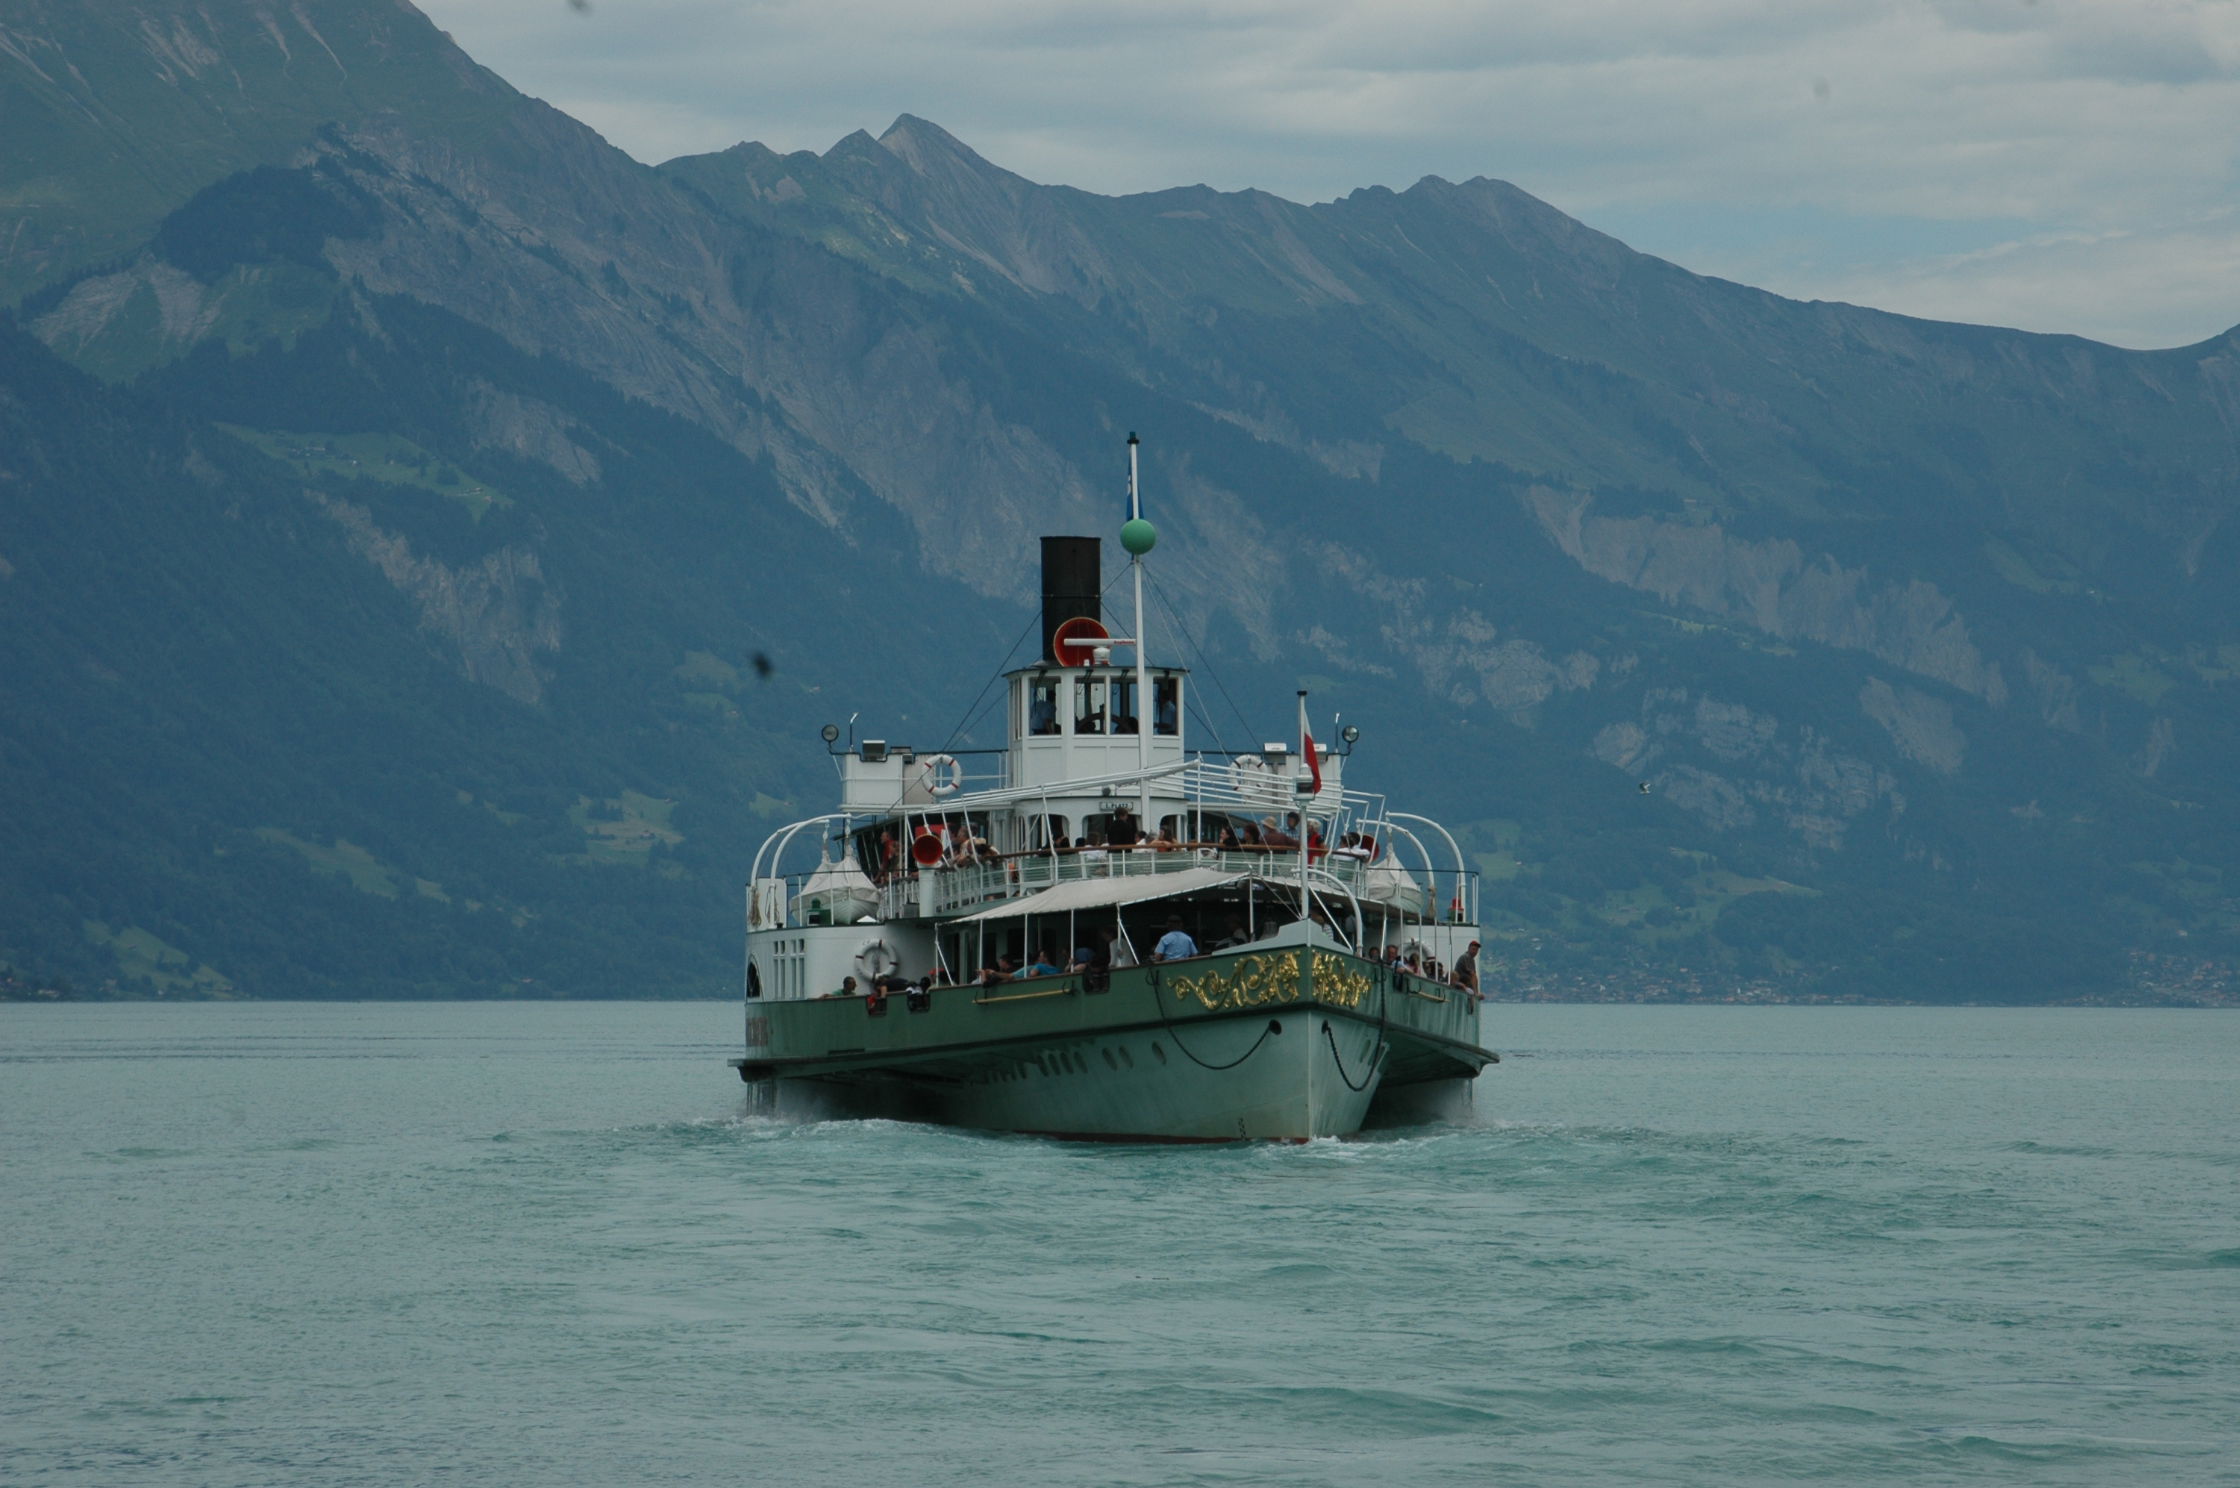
[876,114,1002,178]
[0,0,509,304]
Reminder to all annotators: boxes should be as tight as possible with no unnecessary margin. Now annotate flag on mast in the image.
[1299,692,1322,795]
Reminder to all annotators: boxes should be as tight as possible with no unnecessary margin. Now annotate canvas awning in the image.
[953,866,1251,923]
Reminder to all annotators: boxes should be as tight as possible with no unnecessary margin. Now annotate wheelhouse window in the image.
[1153,676,1180,736]
[1110,677,1139,734]
[1028,677,1061,736]
[1075,678,1107,734]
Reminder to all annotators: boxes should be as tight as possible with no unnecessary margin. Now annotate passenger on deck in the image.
[1150,916,1198,963]
[1025,947,1064,977]
[1381,944,1402,969]
[1213,914,1252,950]
[976,955,1018,988]
[1217,824,1243,851]
[1069,935,1108,974]
[1260,816,1298,849]
[1239,822,1265,849]
[1107,808,1140,846]
[1103,926,1137,969]
[1451,940,1481,999]
[827,975,858,999]
[1148,823,1179,851]
[1079,832,1108,867]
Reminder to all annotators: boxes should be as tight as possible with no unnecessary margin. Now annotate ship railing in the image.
[749,863,1471,937]
[1171,758,1386,825]
[872,845,1474,925]
[757,762,1479,931]
[1168,763,1477,924]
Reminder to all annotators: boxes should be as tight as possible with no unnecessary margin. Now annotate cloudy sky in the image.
[418,0,2240,349]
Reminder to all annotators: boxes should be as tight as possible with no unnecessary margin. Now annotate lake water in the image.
[4,1002,2236,1486]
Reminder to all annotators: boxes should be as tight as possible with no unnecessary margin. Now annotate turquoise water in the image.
[4,1003,2236,1486]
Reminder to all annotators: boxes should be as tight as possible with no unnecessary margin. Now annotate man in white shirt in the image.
[1104,926,1138,969]
[1151,916,1198,962]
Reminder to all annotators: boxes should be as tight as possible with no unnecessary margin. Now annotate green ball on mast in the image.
[1121,517,1158,556]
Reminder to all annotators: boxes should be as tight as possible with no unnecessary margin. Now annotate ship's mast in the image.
[1297,689,1312,921]
[1124,434,1155,830]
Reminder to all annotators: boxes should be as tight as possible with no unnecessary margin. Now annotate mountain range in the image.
[4,0,2236,1003]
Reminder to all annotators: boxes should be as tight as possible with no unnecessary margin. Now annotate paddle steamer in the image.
[732,438,1495,1139]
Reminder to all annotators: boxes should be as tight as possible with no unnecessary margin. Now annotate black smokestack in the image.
[1040,536,1101,661]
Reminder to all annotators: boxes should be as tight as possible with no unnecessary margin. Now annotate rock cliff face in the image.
[315,494,562,704]
[4,0,2237,1000]
[1525,487,2006,703]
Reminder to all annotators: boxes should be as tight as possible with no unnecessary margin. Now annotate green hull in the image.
[731,944,1493,1141]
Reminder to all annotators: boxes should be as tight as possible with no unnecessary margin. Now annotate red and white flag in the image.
[1299,693,1322,795]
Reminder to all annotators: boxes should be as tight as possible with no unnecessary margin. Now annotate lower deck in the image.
[732,940,1494,1140]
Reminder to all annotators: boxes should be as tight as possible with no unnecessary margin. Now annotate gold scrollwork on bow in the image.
[1170,952,1300,1011]
[1311,953,1374,1009]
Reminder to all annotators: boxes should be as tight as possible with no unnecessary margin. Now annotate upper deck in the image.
[831,661,1202,813]
[753,758,1471,935]
[1005,662,1186,791]
[751,524,1471,950]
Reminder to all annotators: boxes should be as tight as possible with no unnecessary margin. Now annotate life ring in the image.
[918,754,963,797]
[855,939,899,980]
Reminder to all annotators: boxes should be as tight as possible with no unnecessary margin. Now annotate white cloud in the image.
[1796,211,2240,347]
[419,0,2240,345]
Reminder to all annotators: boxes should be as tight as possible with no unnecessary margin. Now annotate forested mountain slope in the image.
[4,0,2236,1001]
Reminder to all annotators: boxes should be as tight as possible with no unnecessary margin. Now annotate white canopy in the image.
[952,866,1251,923]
